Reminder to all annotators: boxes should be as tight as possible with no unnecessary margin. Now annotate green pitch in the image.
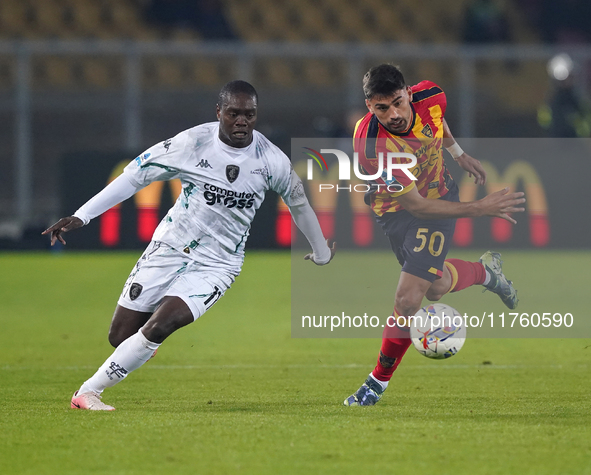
[0,250,590,474]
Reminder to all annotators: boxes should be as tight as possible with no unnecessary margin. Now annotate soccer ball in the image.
[410,303,466,359]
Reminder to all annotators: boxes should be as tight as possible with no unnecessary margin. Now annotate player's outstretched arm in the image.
[41,173,142,246]
[397,186,525,224]
[442,118,487,186]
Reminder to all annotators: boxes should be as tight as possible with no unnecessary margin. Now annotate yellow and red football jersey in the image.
[354,80,455,216]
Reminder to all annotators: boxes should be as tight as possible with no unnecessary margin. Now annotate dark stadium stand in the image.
[0,0,541,90]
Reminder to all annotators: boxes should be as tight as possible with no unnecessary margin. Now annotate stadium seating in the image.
[0,0,544,115]
[0,0,540,44]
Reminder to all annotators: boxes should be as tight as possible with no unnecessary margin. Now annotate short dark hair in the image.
[217,80,258,107]
[363,64,406,99]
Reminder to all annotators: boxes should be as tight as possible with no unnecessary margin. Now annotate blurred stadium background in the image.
[0,0,589,249]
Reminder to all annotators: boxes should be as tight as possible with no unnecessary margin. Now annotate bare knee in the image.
[141,297,193,344]
[108,306,152,348]
[425,288,445,302]
[109,324,144,347]
[141,318,181,343]
[394,292,423,319]
[394,272,432,322]
[108,329,126,348]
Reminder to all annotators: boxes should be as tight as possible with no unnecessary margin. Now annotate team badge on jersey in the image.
[421,124,433,138]
[226,165,240,183]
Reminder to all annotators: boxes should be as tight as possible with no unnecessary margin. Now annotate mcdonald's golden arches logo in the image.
[454,161,549,247]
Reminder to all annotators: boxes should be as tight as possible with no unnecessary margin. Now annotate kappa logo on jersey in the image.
[226,165,240,183]
[421,124,433,138]
[163,138,172,152]
[203,183,255,209]
[196,159,213,169]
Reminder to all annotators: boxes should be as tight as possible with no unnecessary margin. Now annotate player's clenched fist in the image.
[304,239,336,265]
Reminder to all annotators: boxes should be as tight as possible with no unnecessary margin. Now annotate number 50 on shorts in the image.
[413,228,445,257]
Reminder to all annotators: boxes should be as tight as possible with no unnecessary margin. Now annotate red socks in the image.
[444,259,486,293]
[371,261,486,383]
[372,309,412,382]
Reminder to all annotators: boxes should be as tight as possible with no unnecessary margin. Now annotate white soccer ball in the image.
[410,303,466,359]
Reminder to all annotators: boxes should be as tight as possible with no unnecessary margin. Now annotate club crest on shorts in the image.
[129,283,143,301]
[226,165,240,183]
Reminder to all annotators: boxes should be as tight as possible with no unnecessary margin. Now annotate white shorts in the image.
[117,241,235,320]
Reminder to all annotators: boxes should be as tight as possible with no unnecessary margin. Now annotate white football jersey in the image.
[123,122,305,274]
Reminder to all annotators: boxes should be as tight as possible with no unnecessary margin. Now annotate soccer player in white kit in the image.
[43,80,335,411]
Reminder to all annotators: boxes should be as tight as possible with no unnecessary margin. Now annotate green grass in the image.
[1,250,590,474]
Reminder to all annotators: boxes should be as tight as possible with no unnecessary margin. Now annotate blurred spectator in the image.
[538,0,591,44]
[312,109,366,140]
[462,0,511,43]
[538,54,591,137]
[144,0,236,39]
